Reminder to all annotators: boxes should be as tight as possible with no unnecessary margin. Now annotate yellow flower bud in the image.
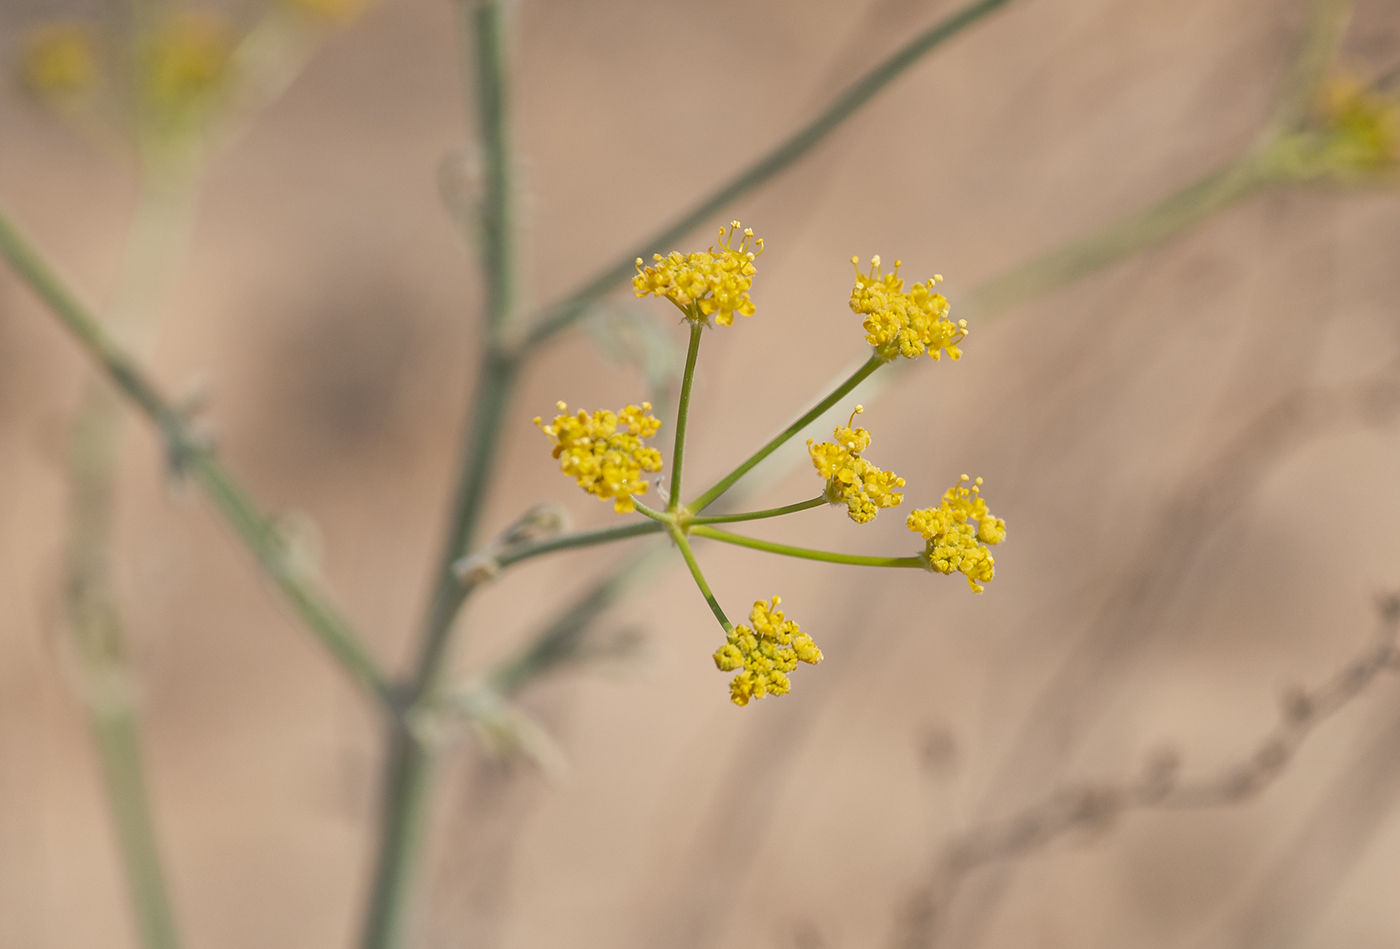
[20,21,98,97]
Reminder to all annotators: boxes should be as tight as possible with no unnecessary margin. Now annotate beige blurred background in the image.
[3,0,1400,947]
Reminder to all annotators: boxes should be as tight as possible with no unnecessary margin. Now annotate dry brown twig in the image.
[890,593,1400,949]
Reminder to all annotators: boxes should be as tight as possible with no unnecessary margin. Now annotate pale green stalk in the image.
[68,382,183,949]
[492,521,665,571]
[672,529,732,632]
[690,525,926,569]
[686,496,827,525]
[361,4,519,949]
[90,689,183,949]
[689,355,884,513]
[669,320,706,511]
[61,169,201,949]
[962,157,1269,320]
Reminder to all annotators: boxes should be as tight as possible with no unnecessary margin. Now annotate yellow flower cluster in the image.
[142,11,233,111]
[712,597,823,706]
[906,475,1006,593]
[633,221,763,326]
[850,256,967,363]
[807,406,905,523]
[20,21,97,97]
[1266,73,1400,181]
[1316,74,1400,175]
[534,402,663,513]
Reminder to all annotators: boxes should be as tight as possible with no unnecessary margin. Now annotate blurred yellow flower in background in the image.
[21,21,98,98]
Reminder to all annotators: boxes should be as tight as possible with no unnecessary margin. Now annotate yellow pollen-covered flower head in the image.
[712,597,823,706]
[535,401,663,513]
[20,21,99,98]
[633,221,763,326]
[807,405,905,524]
[906,475,1006,593]
[850,256,966,363]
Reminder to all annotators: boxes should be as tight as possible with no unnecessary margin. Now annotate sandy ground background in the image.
[3,0,1400,947]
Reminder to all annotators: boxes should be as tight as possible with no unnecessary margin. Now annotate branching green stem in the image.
[689,354,884,513]
[362,5,521,949]
[686,496,827,525]
[0,206,395,707]
[669,320,705,511]
[632,499,670,523]
[671,528,732,632]
[690,525,926,569]
[492,520,664,571]
[512,0,1021,352]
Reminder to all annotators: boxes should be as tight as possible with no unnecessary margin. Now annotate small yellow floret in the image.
[850,256,965,363]
[141,12,233,110]
[906,475,1006,593]
[807,406,905,524]
[20,21,97,97]
[633,221,763,326]
[713,597,823,706]
[535,402,663,513]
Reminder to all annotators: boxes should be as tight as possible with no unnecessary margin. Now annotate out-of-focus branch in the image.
[890,594,1400,949]
[511,0,1020,353]
[0,206,396,708]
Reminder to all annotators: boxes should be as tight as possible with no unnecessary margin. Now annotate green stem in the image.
[512,0,1021,352]
[91,698,183,949]
[669,320,705,511]
[690,525,926,569]
[473,0,516,336]
[671,528,732,632]
[359,727,436,949]
[685,496,827,525]
[0,205,395,707]
[409,347,517,693]
[492,520,664,571]
[631,499,670,523]
[69,386,183,949]
[1262,0,1354,139]
[363,5,520,948]
[689,354,883,513]
[963,156,1269,320]
[192,459,396,705]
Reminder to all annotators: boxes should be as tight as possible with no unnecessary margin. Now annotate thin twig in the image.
[890,595,1400,949]
[511,0,1021,353]
[0,206,395,708]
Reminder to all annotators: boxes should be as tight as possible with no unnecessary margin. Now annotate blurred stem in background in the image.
[62,170,196,949]
[360,2,519,947]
